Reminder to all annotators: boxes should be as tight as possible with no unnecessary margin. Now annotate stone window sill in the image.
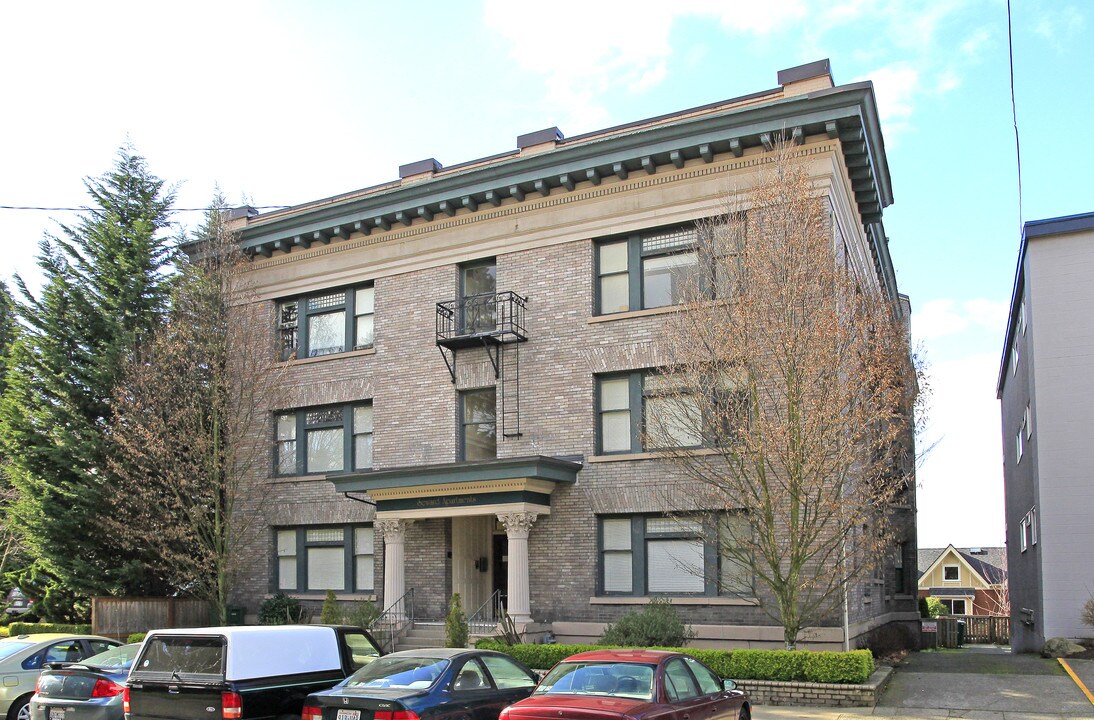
[271,592,377,602]
[275,347,376,368]
[590,596,758,606]
[588,448,719,463]
[587,306,679,324]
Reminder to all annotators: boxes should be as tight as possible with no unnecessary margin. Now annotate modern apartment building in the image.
[224,59,916,649]
[998,211,1094,652]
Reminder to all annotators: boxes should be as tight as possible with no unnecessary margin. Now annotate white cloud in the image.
[916,352,1006,547]
[961,27,992,57]
[913,298,1009,342]
[1034,5,1086,50]
[860,62,920,135]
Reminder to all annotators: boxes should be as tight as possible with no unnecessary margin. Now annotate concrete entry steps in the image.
[395,621,446,652]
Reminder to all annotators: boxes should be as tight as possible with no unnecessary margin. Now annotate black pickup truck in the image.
[124,625,383,720]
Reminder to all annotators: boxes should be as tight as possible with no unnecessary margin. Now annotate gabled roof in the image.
[918,545,1007,587]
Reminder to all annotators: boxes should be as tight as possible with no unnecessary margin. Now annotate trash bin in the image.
[956,619,966,646]
[226,605,245,625]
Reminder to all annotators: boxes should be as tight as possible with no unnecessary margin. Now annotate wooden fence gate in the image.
[937,615,1011,647]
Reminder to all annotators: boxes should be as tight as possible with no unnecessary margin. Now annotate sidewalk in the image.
[750,648,1094,720]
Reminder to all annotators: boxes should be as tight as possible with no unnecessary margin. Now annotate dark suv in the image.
[124,625,383,720]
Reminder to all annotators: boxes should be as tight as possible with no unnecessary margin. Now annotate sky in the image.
[2,0,1091,551]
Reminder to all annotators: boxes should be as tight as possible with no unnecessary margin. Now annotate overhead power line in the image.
[1007,0,1024,230]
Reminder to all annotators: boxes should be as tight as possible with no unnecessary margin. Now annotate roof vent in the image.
[969,548,985,554]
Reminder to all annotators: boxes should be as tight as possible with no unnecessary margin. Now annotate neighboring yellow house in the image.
[918,545,1008,616]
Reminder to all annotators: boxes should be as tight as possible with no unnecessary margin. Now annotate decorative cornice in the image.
[232,83,894,298]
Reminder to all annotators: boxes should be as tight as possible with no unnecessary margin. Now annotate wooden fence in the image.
[92,597,212,640]
[937,615,1010,647]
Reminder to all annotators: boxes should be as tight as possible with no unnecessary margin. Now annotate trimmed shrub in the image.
[728,649,807,682]
[345,600,381,629]
[127,632,146,643]
[0,627,9,637]
[445,594,468,648]
[258,592,306,625]
[9,622,91,635]
[320,590,342,624]
[599,598,694,648]
[478,641,873,684]
[801,650,875,684]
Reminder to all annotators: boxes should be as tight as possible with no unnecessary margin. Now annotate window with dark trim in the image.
[459,259,497,335]
[459,388,496,461]
[277,283,375,361]
[596,370,747,454]
[595,225,702,315]
[274,402,373,476]
[274,524,374,593]
[598,514,752,597]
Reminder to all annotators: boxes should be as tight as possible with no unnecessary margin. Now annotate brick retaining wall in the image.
[734,666,892,707]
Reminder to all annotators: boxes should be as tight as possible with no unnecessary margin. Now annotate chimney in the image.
[399,158,443,184]
[778,59,834,97]
[517,127,564,156]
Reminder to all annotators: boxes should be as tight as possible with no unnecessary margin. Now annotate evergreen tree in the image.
[0,148,176,615]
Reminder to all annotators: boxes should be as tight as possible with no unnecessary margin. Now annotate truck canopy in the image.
[136,626,343,681]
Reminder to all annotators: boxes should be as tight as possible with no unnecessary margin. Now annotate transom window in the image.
[596,224,705,315]
[596,370,747,454]
[278,284,375,361]
[599,514,752,597]
[275,524,374,593]
[274,402,373,476]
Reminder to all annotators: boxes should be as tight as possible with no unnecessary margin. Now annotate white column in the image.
[498,512,538,623]
[377,519,412,619]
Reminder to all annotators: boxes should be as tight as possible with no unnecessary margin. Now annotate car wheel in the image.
[738,705,750,720]
[8,695,30,720]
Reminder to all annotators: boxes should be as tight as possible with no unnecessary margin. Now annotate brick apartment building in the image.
[222,59,917,649]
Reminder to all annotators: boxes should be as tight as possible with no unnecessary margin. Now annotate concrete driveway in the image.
[877,645,1094,717]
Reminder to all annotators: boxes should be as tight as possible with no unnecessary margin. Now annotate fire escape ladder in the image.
[500,343,521,438]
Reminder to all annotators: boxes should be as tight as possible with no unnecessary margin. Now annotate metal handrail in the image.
[467,590,504,636]
[436,291,528,343]
[368,588,416,653]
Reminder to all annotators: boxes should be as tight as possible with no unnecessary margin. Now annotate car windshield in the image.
[535,661,655,701]
[343,656,450,690]
[0,641,33,660]
[78,643,140,670]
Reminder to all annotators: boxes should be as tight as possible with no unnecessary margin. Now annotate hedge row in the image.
[8,622,92,636]
[475,640,873,684]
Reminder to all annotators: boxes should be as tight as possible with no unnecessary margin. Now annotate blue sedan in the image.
[302,649,537,720]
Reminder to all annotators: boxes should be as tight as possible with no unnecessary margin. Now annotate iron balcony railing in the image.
[436,291,527,347]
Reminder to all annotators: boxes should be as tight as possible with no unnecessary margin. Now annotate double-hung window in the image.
[274,402,373,476]
[460,388,497,461]
[596,225,702,315]
[275,524,375,593]
[277,284,375,361]
[598,514,752,596]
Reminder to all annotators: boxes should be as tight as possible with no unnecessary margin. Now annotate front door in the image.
[451,516,493,613]
[492,533,508,610]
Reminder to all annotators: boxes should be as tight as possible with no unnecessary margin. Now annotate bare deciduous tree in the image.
[106,200,284,622]
[649,141,922,649]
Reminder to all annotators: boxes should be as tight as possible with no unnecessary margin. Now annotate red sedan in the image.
[499,649,750,720]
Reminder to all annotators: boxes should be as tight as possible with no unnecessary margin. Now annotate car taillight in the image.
[373,711,419,720]
[122,687,130,715]
[222,691,242,720]
[91,679,125,698]
[301,705,323,720]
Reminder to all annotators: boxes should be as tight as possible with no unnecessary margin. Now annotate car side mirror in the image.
[722,679,737,692]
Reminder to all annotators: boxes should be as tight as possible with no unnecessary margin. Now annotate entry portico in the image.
[330,455,581,623]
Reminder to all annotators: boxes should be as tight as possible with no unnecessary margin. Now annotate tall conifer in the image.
[0,148,175,615]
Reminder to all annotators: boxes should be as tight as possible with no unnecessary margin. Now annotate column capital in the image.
[497,511,539,540]
[376,518,413,542]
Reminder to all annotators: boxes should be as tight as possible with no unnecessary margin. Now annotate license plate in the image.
[336,710,360,720]
[48,709,65,720]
